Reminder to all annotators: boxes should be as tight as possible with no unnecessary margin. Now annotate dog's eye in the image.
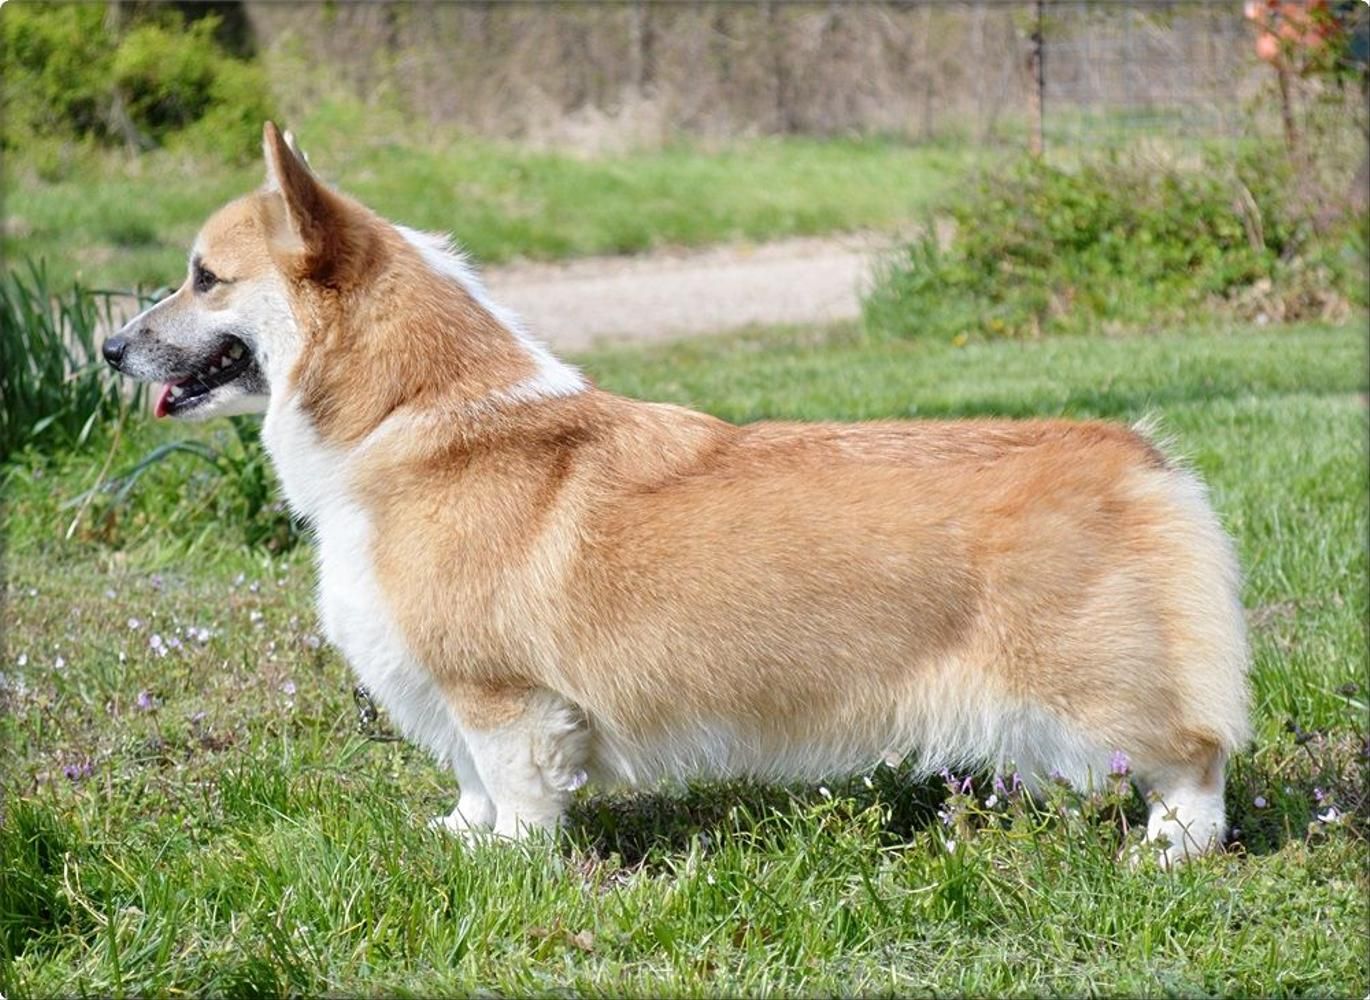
[193,264,220,294]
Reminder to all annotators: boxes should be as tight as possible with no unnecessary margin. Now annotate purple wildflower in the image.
[281,680,297,697]
[128,617,143,631]
[63,759,93,781]
[1253,795,1268,809]
[136,690,156,711]
[1313,787,1328,804]
[1109,750,1131,777]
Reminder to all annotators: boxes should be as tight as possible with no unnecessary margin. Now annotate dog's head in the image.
[105,123,583,435]
[103,124,368,420]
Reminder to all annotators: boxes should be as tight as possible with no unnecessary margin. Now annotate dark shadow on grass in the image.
[559,722,1368,868]
[562,767,963,869]
[1224,724,1369,858]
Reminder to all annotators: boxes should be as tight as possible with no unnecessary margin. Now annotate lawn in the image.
[2,319,1367,996]
[4,101,979,292]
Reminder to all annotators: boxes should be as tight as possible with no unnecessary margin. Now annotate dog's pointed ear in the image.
[261,122,363,283]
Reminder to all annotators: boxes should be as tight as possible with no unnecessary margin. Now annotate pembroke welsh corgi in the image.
[104,123,1250,864]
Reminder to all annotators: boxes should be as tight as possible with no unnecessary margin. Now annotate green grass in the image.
[2,320,1366,995]
[4,101,978,291]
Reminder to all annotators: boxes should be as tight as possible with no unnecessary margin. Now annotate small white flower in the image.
[1317,807,1342,825]
[16,653,27,668]
[945,839,957,853]
[818,785,832,799]
[53,655,66,670]
[985,794,999,808]
[127,618,143,631]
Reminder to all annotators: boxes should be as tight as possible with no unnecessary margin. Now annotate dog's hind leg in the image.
[1135,745,1228,867]
[441,682,590,840]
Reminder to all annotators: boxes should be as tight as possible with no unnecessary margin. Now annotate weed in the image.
[0,260,146,462]
[865,147,1368,343]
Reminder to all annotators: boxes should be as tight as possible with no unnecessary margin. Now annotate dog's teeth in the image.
[220,356,233,369]
[169,386,183,398]
[229,344,244,360]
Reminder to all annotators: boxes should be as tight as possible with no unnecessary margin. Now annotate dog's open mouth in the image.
[155,335,257,417]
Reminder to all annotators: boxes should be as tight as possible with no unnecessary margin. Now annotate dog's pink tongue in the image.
[154,383,175,418]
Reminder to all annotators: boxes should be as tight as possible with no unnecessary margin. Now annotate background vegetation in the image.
[865,147,1368,342]
[1,3,270,160]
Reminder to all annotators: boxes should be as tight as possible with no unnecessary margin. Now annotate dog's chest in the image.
[265,399,441,741]
[313,506,399,679]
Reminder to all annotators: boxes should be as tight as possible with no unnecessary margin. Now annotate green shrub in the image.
[864,150,1368,342]
[1,6,271,160]
[0,4,111,143]
[0,260,144,463]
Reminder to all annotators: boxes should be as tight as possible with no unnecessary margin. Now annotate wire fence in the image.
[247,1,1364,157]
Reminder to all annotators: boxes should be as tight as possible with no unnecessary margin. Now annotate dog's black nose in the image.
[102,335,128,370]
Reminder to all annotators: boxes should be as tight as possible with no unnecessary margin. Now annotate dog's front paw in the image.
[429,798,495,842]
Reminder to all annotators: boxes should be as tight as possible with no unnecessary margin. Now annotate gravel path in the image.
[484,233,891,351]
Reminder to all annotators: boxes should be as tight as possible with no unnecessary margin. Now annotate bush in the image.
[0,260,144,463]
[864,150,1367,342]
[1,6,271,159]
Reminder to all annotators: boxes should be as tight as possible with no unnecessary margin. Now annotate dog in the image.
[103,123,1250,864]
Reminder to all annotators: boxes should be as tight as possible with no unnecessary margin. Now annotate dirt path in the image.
[484,233,891,351]
[96,233,893,351]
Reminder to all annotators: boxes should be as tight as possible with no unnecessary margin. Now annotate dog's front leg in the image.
[431,734,497,835]
[439,681,590,840]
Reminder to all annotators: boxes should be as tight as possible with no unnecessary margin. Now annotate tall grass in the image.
[0,261,147,462]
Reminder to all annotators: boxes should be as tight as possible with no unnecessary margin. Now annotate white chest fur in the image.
[263,397,460,764]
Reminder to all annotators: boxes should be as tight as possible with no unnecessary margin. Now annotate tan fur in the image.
[162,124,1251,858]
[350,399,1237,765]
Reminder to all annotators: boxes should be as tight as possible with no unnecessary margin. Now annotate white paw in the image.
[429,799,495,842]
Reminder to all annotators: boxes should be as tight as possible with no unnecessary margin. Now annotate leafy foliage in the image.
[0,6,271,159]
[50,415,300,555]
[0,261,143,463]
[864,149,1368,342]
